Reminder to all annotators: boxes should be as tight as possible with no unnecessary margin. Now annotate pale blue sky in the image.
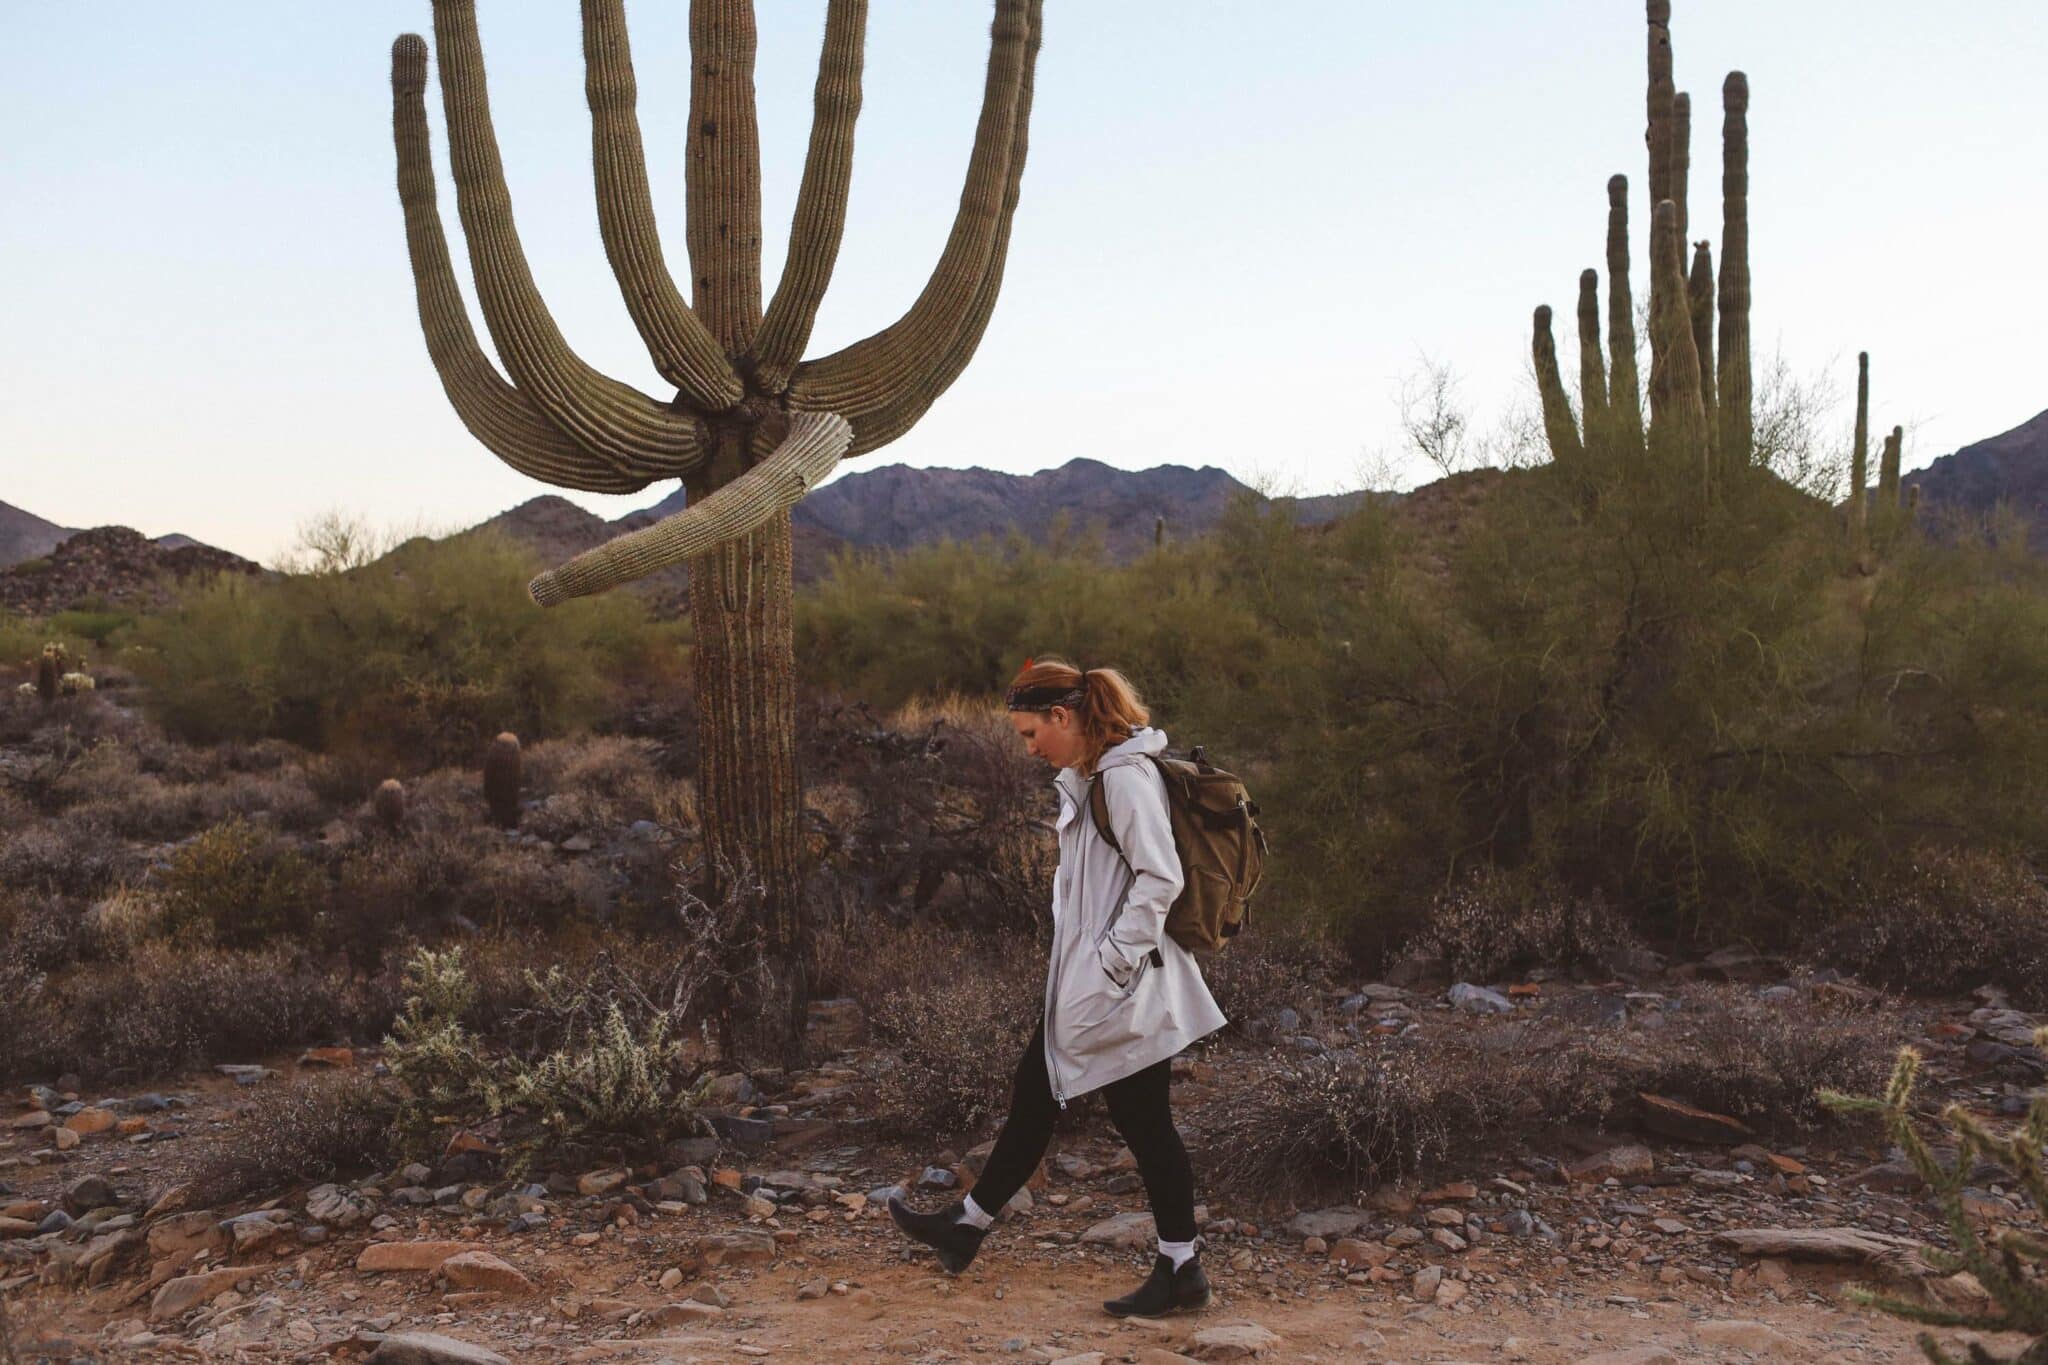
[3,2,2043,565]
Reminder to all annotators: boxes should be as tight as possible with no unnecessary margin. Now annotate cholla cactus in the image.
[483,731,521,830]
[1820,1030,2048,1364]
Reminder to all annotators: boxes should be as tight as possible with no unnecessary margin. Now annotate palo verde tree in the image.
[388,0,1043,1056]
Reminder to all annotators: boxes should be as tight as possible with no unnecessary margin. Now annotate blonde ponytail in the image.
[1004,656,1151,774]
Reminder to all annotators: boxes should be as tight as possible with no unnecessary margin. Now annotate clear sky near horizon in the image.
[2,2,2042,566]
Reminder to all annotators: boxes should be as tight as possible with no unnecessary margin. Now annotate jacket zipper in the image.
[1047,784,1072,1110]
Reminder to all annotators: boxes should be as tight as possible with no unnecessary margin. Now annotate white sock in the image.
[1158,1237,1197,1270]
[955,1194,995,1230]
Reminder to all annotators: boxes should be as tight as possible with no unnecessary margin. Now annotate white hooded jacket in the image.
[1043,726,1229,1106]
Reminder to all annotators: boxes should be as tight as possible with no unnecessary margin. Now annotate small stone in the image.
[1189,1321,1282,1359]
[64,1107,116,1136]
[439,1250,534,1295]
[364,1333,513,1365]
[1080,1211,1156,1250]
[796,1277,828,1300]
[356,1241,479,1273]
[63,1174,119,1216]
[577,1169,628,1198]
[649,1300,724,1326]
[52,1127,79,1151]
[149,1267,247,1321]
[1329,1237,1389,1267]
[1431,1228,1468,1253]
[1447,983,1514,1014]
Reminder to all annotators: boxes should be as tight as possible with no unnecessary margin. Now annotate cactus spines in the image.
[1606,175,1646,446]
[483,731,522,830]
[374,778,408,831]
[1717,72,1752,473]
[1532,305,1585,465]
[1879,425,1904,508]
[1576,269,1610,448]
[1687,239,1718,469]
[1852,351,1871,535]
[1646,201,1709,479]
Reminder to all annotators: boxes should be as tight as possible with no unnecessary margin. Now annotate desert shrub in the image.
[128,528,682,763]
[46,607,133,647]
[0,814,138,898]
[1807,848,2048,1008]
[1414,868,1644,982]
[1199,987,1890,1203]
[1198,917,1335,1033]
[187,1072,396,1207]
[0,889,86,974]
[863,926,1045,1139]
[383,946,707,1173]
[7,941,379,1084]
[156,818,326,948]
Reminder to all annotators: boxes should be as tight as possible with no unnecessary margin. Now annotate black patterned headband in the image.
[1004,680,1086,712]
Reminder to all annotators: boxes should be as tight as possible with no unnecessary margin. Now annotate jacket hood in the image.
[1056,726,1167,796]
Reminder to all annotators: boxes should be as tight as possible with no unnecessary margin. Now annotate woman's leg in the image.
[1102,1057,1197,1244]
[962,1018,1058,1220]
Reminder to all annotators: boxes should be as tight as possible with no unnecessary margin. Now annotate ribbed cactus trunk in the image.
[1716,73,1751,471]
[389,0,1043,1062]
[1532,306,1585,464]
[1687,240,1718,474]
[1851,351,1870,545]
[1576,269,1610,450]
[1878,425,1903,508]
[1646,200,1709,483]
[1606,176,1645,448]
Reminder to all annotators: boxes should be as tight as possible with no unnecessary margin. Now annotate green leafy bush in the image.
[156,817,325,948]
[127,528,682,766]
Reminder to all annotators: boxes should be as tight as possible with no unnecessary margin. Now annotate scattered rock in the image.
[307,1183,371,1228]
[1448,983,1514,1015]
[356,1241,479,1273]
[1637,1093,1754,1145]
[365,1333,513,1365]
[63,1107,115,1136]
[149,1267,247,1321]
[1080,1211,1156,1250]
[1568,1145,1654,1183]
[439,1250,534,1295]
[1188,1322,1281,1359]
[62,1175,118,1216]
[1713,1227,1921,1265]
[1284,1207,1367,1241]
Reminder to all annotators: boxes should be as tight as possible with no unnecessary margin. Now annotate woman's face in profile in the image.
[1008,704,1083,770]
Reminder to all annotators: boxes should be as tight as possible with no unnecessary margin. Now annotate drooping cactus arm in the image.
[430,1,703,479]
[581,0,745,411]
[752,0,869,395]
[529,411,853,605]
[1576,269,1610,443]
[391,35,667,494]
[1532,306,1585,464]
[787,0,1036,430]
[837,0,1041,458]
[1606,175,1646,445]
[1717,73,1753,471]
[686,0,765,354]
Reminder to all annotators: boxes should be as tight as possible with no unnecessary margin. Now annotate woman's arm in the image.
[1096,761,1184,983]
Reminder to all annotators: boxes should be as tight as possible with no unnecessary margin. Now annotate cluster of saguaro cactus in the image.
[389,1,1044,1050]
[1530,2,1756,487]
[1821,1033,2048,1364]
[1849,351,1913,563]
[483,731,522,831]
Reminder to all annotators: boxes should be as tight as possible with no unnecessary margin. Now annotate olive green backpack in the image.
[1088,746,1268,953]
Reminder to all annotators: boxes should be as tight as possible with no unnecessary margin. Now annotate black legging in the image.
[967,1018,1198,1243]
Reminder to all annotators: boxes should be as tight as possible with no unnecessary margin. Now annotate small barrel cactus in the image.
[483,732,523,830]
[33,644,64,704]
[373,778,408,830]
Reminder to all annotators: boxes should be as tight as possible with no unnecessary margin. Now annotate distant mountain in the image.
[633,457,1368,559]
[0,525,263,617]
[0,500,79,570]
[1903,408,2048,546]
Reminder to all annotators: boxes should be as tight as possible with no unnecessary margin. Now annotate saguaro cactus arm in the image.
[1576,268,1610,445]
[1688,239,1718,465]
[391,35,681,494]
[1646,200,1708,474]
[838,0,1041,457]
[432,0,707,477]
[1671,91,1691,243]
[1606,175,1646,446]
[789,0,1036,428]
[753,0,869,394]
[686,0,766,354]
[1533,306,1585,464]
[530,411,854,605]
[1851,351,1870,528]
[581,0,745,410]
[1645,1,1676,220]
[1879,425,1903,507]
[1716,72,1753,471]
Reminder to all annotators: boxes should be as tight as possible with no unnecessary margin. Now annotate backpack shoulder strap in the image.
[1088,772,1122,856]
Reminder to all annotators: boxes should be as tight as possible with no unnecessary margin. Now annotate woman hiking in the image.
[888,658,1228,1318]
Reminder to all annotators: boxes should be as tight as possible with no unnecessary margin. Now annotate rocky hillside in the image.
[0,526,264,617]
[1903,407,2048,546]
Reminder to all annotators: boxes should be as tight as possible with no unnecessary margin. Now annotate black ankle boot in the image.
[887,1193,988,1274]
[1103,1249,1210,1317]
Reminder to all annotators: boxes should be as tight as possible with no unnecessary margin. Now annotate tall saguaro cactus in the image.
[389,0,1044,1055]
[1530,1,1765,486]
